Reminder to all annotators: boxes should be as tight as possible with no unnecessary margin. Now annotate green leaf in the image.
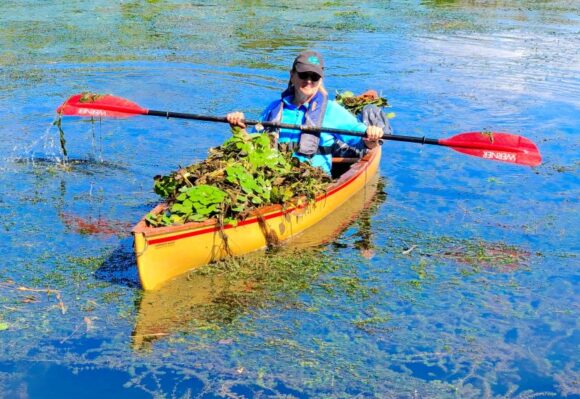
[232,204,245,212]
[190,214,207,222]
[145,213,160,227]
[0,322,9,331]
[182,198,193,209]
[170,203,189,214]
[197,204,217,215]
[240,178,258,195]
[225,218,238,227]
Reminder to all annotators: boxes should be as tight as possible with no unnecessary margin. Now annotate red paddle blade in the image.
[439,132,542,167]
[56,93,148,118]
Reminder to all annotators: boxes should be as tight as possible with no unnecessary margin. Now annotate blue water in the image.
[1,1,578,398]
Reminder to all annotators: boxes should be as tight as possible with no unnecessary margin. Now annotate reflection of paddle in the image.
[57,93,542,166]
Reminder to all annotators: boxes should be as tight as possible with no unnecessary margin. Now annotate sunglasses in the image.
[297,72,321,82]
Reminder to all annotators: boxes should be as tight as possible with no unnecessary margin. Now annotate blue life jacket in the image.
[262,88,331,157]
[257,88,369,174]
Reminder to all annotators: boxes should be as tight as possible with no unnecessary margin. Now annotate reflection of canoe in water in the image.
[132,146,382,291]
[132,167,382,350]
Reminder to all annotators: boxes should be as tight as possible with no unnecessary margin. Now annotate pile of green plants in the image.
[146,127,332,227]
[146,90,390,228]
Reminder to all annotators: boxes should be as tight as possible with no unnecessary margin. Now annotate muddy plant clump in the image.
[54,92,108,162]
[78,92,106,103]
[336,89,389,115]
[146,127,332,227]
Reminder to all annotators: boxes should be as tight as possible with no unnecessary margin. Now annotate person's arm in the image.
[363,126,383,148]
[226,100,280,134]
[361,104,393,148]
[325,101,382,149]
[226,111,247,128]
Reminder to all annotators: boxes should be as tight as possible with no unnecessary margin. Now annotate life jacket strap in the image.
[279,141,333,157]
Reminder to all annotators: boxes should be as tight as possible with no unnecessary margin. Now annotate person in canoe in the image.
[226,50,389,175]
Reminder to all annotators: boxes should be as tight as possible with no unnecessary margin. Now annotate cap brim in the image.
[294,63,323,77]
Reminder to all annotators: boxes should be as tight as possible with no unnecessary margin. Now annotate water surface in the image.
[0,1,578,398]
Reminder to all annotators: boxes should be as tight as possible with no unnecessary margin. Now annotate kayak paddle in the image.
[57,93,542,167]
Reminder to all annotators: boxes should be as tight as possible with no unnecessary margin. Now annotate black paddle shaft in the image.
[146,109,441,146]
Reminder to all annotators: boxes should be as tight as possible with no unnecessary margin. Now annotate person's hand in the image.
[363,125,383,148]
[226,111,246,128]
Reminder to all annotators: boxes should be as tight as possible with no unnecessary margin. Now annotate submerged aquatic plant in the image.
[52,115,68,161]
[53,91,109,164]
[439,240,530,271]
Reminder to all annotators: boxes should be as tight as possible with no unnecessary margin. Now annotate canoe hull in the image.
[132,146,381,290]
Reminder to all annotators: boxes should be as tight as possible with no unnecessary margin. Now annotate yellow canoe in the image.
[132,146,382,290]
[132,169,382,350]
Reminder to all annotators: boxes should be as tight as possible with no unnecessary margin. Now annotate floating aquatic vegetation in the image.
[132,247,355,349]
[439,240,530,272]
[0,280,67,316]
[368,220,532,274]
[332,10,376,32]
[146,127,331,227]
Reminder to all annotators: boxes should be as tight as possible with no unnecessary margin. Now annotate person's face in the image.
[290,70,322,102]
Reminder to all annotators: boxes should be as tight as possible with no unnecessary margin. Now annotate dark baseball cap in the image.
[292,50,324,78]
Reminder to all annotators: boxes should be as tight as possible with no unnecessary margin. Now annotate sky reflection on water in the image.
[0,1,578,398]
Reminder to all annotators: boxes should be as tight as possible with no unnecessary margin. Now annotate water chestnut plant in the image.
[146,127,331,227]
